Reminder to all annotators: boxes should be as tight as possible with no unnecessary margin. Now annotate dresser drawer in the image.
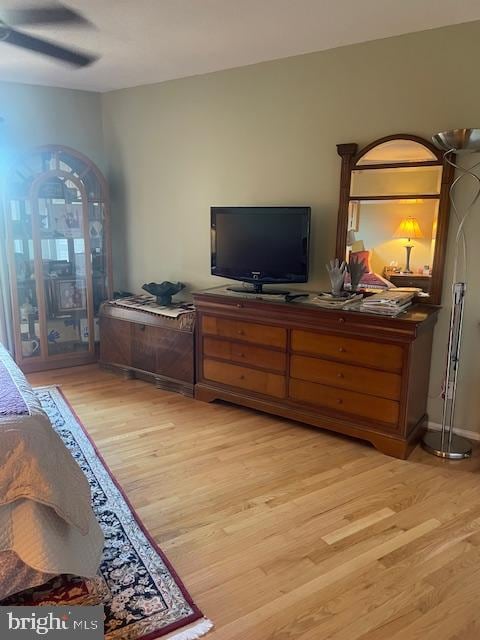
[203,359,286,398]
[291,330,403,373]
[202,315,286,349]
[289,379,399,426]
[204,337,286,373]
[290,355,401,401]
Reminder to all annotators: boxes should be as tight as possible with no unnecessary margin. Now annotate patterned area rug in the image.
[4,386,213,640]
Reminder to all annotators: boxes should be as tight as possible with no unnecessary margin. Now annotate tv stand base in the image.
[227,285,290,295]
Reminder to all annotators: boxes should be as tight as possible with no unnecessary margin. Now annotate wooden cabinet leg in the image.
[368,430,425,459]
[194,384,219,403]
[368,436,409,459]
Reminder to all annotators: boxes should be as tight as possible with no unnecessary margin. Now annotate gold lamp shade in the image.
[394,216,423,240]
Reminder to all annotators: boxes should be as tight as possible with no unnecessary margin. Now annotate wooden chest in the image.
[99,302,195,396]
[193,288,439,459]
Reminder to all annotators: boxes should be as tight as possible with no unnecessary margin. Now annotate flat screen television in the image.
[211,206,311,294]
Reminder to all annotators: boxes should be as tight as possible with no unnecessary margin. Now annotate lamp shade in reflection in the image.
[394,216,423,240]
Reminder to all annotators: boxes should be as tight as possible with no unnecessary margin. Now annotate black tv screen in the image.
[211,206,310,288]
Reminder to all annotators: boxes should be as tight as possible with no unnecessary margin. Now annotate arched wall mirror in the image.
[335,134,455,305]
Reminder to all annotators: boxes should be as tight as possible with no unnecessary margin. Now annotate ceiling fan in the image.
[0,3,98,67]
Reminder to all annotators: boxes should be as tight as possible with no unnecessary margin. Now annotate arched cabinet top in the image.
[8,145,108,202]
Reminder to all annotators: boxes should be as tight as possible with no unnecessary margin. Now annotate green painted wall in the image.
[101,21,480,434]
[0,82,104,170]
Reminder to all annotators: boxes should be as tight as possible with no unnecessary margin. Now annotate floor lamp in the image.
[422,128,480,459]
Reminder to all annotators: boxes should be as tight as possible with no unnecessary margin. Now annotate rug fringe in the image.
[166,618,214,640]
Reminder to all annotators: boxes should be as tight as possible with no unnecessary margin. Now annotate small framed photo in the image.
[55,279,87,313]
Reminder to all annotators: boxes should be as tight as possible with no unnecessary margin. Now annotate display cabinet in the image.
[6,145,112,372]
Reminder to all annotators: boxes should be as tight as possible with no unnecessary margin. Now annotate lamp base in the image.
[403,244,413,273]
[421,431,472,459]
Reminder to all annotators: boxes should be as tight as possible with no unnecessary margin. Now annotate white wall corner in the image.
[427,421,480,442]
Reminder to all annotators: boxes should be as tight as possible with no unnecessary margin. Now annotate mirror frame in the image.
[335,133,455,306]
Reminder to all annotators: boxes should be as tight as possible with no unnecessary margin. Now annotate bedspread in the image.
[0,360,29,416]
[0,345,92,535]
[0,343,103,600]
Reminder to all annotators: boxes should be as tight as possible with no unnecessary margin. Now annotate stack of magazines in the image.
[359,290,414,316]
[310,293,363,309]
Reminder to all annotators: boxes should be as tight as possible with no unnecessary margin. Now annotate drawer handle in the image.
[337,398,343,405]
[139,324,146,332]
[239,353,246,358]
[237,330,245,335]
[338,347,346,353]
[337,372,344,378]
[338,317,345,323]
[239,374,245,380]
[236,303,244,308]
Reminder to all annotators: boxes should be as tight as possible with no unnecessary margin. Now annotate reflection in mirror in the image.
[337,135,453,305]
[350,166,442,197]
[345,199,438,297]
[340,137,447,299]
[357,139,437,165]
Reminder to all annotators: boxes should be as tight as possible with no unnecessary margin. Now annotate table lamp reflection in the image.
[394,216,423,274]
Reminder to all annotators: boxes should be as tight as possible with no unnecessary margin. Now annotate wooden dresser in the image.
[99,301,195,396]
[193,287,439,458]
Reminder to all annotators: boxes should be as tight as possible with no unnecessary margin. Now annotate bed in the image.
[0,343,103,600]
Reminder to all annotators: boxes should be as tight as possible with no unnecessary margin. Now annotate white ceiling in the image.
[0,0,479,93]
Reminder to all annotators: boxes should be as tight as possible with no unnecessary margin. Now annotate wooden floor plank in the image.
[27,364,479,640]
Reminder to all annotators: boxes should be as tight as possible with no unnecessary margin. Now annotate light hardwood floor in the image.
[29,364,480,640]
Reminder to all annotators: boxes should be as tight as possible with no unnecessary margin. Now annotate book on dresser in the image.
[193,286,440,459]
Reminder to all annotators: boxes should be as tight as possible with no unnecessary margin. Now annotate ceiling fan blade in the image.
[1,4,90,27]
[3,27,97,67]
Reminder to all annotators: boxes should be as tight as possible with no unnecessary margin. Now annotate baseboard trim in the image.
[427,421,480,442]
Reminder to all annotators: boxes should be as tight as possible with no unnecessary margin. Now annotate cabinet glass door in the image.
[37,177,91,356]
[89,201,107,342]
[9,199,41,360]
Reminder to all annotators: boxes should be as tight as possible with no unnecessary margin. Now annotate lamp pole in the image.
[422,129,480,459]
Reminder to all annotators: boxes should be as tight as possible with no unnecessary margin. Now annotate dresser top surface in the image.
[193,286,440,325]
[100,299,196,332]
